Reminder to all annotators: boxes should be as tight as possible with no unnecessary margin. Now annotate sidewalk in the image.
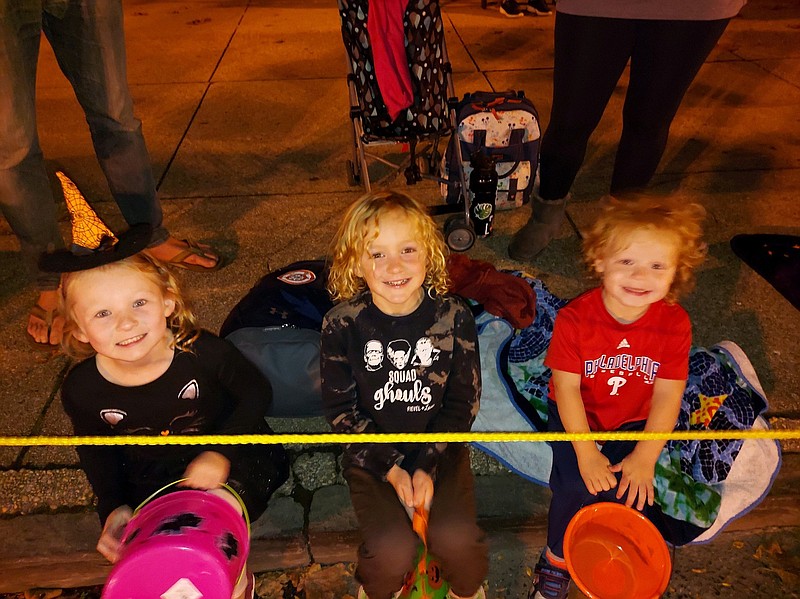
[0,0,799,596]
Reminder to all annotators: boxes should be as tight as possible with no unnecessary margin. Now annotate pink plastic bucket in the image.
[102,489,249,599]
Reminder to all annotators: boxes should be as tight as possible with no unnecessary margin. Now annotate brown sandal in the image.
[156,239,222,272]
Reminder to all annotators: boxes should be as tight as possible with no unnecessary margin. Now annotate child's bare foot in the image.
[27,289,64,348]
[145,236,221,271]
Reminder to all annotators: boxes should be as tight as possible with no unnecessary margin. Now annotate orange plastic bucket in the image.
[563,503,671,599]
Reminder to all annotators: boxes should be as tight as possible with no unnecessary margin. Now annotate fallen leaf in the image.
[770,568,799,587]
[691,568,706,574]
[766,542,784,556]
[756,565,800,587]
[732,541,745,549]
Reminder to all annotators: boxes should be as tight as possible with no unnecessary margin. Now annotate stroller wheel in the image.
[346,160,361,186]
[444,215,476,252]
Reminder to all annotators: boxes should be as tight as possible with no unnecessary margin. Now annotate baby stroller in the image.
[337,0,476,250]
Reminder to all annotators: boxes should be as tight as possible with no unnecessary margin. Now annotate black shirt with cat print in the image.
[61,331,286,524]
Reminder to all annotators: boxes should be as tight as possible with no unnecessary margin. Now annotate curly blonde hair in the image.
[327,190,449,301]
[60,253,200,360]
[582,192,707,303]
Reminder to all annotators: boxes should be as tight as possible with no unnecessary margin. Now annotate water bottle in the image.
[469,150,498,237]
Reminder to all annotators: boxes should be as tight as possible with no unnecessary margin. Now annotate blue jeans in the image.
[0,0,167,290]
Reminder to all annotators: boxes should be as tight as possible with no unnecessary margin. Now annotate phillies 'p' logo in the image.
[608,376,627,396]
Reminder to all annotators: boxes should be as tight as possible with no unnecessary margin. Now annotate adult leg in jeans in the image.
[0,2,66,345]
[42,0,218,269]
[427,444,488,598]
[42,1,164,241]
[509,13,635,260]
[610,18,731,193]
[346,466,419,599]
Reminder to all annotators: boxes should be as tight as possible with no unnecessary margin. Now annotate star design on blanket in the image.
[690,393,728,428]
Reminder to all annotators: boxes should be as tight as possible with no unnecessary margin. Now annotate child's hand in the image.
[386,464,414,513]
[411,469,434,512]
[610,451,656,510]
[97,504,133,563]
[181,451,231,490]
[577,448,617,496]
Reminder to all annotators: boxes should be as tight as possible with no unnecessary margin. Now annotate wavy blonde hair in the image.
[583,192,707,303]
[327,190,449,301]
[60,253,200,360]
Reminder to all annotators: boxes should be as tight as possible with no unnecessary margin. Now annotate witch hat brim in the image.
[40,223,154,273]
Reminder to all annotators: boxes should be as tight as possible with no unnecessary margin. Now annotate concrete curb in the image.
[2,455,798,594]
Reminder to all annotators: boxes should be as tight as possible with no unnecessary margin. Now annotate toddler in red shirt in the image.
[530,193,706,599]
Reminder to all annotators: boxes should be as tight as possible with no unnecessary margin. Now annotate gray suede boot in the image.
[508,193,570,261]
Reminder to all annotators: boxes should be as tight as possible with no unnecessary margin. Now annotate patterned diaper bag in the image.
[442,90,541,211]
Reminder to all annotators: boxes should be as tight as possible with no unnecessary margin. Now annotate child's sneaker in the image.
[245,572,255,599]
[447,585,487,599]
[500,0,525,18]
[357,587,402,599]
[359,584,486,599]
[526,0,552,15]
[528,555,571,599]
[232,571,255,599]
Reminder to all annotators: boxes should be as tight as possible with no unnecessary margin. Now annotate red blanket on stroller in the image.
[368,0,415,120]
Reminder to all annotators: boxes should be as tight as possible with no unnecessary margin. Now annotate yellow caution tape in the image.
[0,429,797,447]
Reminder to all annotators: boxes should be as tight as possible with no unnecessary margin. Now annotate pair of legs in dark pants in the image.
[345,444,488,599]
[538,12,731,200]
[545,401,659,559]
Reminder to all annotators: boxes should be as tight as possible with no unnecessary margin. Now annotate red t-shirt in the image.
[545,287,691,432]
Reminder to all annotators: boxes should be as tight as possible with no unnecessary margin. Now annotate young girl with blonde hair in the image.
[59,253,287,598]
[322,191,488,599]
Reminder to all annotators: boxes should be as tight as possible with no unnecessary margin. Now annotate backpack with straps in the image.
[442,90,541,211]
[220,260,334,418]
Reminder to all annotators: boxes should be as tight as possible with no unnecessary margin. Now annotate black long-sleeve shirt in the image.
[61,331,276,524]
[320,292,481,480]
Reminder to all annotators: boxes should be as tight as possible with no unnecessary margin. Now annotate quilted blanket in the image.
[472,273,781,545]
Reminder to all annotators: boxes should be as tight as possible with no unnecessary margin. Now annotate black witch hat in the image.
[39,171,153,273]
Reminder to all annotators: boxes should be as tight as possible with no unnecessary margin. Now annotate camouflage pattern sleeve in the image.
[320,306,404,478]
[412,298,481,477]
